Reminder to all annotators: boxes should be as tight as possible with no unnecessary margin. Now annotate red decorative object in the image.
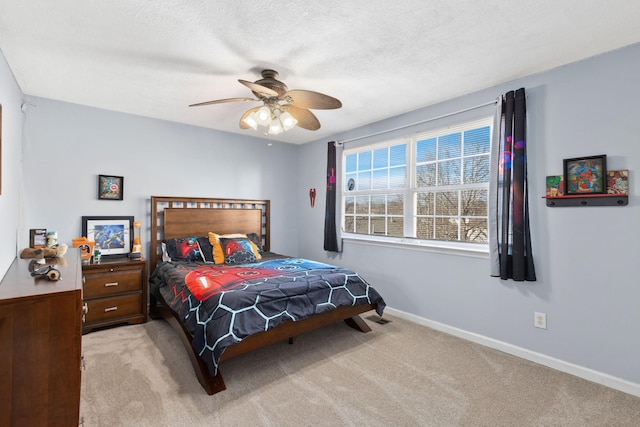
[309,188,316,207]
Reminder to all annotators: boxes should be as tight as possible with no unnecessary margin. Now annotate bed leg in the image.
[190,344,226,395]
[148,294,162,320]
[201,369,227,395]
[288,337,295,344]
[344,315,372,333]
[154,302,228,395]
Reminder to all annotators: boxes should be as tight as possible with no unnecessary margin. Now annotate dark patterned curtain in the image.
[489,88,536,281]
[324,141,340,252]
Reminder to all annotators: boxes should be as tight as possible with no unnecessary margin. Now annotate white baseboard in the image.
[384,307,640,398]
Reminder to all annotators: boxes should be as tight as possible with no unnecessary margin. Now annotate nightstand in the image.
[82,257,148,334]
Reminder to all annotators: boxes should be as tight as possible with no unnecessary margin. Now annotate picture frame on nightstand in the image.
[82,215,133,257]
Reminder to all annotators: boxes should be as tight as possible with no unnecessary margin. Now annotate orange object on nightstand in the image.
[72,237,95,261]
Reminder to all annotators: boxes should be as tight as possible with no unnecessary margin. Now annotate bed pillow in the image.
[164,237,204,262]
[246,232,263,254]
[218,237,262,265]
[208,232,248,264]
[196,236,215,263]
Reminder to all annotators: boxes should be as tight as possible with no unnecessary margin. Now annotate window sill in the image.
[341,234,489,259]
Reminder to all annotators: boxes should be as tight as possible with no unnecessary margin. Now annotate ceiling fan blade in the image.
[189,97,258,107]
[238,79,279,98]
[239,106,261,129]
[284,89,342,110]
[286,105,321,130]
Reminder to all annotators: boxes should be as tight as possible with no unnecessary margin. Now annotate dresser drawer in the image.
[84,294,142,323]
[84,269,142,298]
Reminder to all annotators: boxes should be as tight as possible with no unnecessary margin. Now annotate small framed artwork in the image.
[98,174,124,200]
[545,175,564,197]
[563,155,607,195]
[29,228,47,248]
[82,216,133,257]
[607,169,629,195]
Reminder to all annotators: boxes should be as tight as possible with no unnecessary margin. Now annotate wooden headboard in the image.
[150,196,271,272]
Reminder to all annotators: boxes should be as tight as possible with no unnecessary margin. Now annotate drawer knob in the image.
[104,306,118,313]
[83,303,89,314]
[104,282,119,287]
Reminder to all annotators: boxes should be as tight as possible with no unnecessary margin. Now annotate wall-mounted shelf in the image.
[543,194,628,207]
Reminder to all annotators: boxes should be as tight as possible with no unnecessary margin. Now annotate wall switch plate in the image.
[534,312,547,329]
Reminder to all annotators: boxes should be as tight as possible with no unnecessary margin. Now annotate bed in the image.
[148,196,386,395]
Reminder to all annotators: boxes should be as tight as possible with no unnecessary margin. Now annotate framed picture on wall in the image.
[98,174,124,200]
[82,216,133,257]
[563,155,607,195]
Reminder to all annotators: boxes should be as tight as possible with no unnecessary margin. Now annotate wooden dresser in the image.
[81,257,147,334]
[0,250,83,427]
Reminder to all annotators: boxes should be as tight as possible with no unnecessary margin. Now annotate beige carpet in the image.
[80,315,640,426]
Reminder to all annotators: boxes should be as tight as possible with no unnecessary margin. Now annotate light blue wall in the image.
[297,43,640,386]
[0,51,23,275]
[18,97,300,258]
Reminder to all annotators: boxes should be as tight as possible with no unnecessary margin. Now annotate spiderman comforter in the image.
[149,254,386,375]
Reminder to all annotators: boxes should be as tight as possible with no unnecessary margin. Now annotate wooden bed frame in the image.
[149,196,377,395]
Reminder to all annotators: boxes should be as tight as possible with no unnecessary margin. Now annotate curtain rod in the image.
[336,99,498,146]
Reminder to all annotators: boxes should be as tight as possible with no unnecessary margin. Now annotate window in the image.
[342,117,492,248]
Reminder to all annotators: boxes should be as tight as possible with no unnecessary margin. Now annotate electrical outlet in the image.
[534,312,547,329]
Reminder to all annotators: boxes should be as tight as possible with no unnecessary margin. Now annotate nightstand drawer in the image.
[84,269,142,298]
[84,294,142,323]
[82,258,147,334]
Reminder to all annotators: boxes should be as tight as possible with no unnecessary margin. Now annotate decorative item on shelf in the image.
[98,174,124,200]
[29,228,47,248]
[82,216,133,257]
[563,154,606,195]
[545,176,564,197]
[606,170,629,195]
[130,221,143,259]
[72,237,95,262]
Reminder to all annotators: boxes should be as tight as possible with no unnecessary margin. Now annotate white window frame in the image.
[340,117,492,258]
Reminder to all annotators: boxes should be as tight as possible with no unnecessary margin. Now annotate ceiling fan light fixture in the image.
[189,69,341,135]
[268,118,283,135]
[255,106,271,125]
[242,113,259,130]
[280,111,298,130]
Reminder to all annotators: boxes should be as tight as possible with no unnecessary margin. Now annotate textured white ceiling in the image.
[1,1,640,144]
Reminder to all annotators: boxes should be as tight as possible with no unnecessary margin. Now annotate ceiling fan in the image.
[189,69,342,134]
